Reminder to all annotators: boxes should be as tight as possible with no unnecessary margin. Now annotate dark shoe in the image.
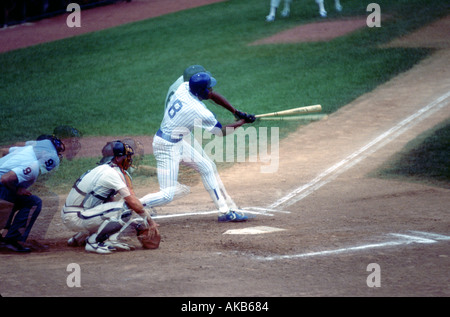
[0,238,31,253]
[22,239,49,252]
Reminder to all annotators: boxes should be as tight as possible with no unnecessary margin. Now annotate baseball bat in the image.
[255,104,322,118]
[258,114,327,121]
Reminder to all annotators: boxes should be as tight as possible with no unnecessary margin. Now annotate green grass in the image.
[1,0,449,191]
[372,119,450,189]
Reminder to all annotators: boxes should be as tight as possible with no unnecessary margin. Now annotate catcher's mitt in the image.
[136,225,161,249]
[234,110,256,123]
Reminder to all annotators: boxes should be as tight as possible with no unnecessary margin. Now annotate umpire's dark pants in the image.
[0,185,42,242]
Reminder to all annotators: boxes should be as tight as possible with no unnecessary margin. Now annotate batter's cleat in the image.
[85,240,114,254]
[218,210,248,222]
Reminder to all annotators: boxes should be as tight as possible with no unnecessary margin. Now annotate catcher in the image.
[61,140,160,254]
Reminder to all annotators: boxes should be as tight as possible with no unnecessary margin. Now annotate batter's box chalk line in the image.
[223,226,287,235]
[253,230,450,261]
[269,90,450,209]
[151,206,291,220]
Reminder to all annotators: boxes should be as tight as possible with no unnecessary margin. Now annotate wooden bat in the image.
[255,104,322,118]
[258,114,327,121]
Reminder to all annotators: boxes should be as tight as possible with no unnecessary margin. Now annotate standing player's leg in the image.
[266,0,280,22]
[214,171,237,210]
[182,140,246,222]
[181,139,229,214]
[187,136,237,209]
[315,0,327,17]
[140,138,182,208]
[335,0,342,12]
[281,0,292,17]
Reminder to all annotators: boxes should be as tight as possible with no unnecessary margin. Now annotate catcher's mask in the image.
[113,141,134,170]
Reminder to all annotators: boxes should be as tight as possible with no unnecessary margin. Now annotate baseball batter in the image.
[163,65,240,211]
[141,70,255,222]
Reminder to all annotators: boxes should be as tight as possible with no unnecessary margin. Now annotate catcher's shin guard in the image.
[94,210,132,243]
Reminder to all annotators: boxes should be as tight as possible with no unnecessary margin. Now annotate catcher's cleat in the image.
[85,241,114,254]
[106,240,135,251]
[218,210,248,223]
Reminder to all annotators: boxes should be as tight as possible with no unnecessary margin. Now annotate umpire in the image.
[0,136,63,252]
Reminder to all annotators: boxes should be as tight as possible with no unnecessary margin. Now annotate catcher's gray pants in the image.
[61,201,131,241]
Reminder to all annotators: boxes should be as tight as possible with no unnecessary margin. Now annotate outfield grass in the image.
[0,0,449,191]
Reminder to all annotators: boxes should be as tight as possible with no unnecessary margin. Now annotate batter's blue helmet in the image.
[189,72,217,100]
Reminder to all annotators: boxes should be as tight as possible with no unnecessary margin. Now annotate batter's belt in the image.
[156,129,183,143]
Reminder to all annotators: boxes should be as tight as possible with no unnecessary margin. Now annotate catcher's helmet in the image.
[189,72,216,100]
[112,140,134,171]
[112,140,134,157]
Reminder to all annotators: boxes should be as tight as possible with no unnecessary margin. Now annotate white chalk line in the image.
[255,231,450,261]
[152,207,290,220]
[269,90,450,209]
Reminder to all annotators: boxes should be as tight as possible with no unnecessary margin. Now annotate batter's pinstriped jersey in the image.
[164,75,183,109]
[160,82,222,139]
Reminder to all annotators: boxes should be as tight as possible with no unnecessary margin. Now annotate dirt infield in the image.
[0,2,449,298]
[0,0,227,53]
[250,16,369,45]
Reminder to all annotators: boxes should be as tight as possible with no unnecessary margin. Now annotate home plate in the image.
[223,226,286,235]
